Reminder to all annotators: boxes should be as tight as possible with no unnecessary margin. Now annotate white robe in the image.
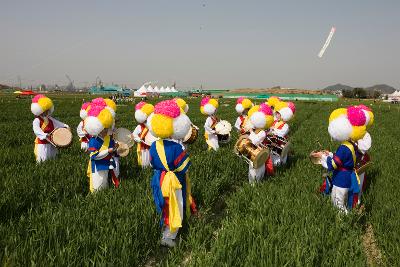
[248,130,266,183]
[76,121,88,151]
[204,116,219,151]
[132,125,151,167]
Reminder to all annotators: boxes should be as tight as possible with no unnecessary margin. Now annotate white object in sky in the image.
[318,27,336,58]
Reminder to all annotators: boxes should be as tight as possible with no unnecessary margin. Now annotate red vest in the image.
[35,117,55,144]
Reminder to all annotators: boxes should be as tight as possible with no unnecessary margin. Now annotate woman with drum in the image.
[132,101,155,168]
[31,94,70,163]
[234,97,253,135]
[200,97,220,151]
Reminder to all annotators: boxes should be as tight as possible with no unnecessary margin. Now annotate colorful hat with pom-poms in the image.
[31,94,54,116]
[235,97,253,114]
[200,97,219,115]
[274,101,295,122]
[90,97,116,118]
[80,102,91,120]
[328,106,367,142]
[266,96,281,109]
[356,104,374,127]
[148,100,191,140]
[135,101,154,123]
[174,98,189,114]
[84,104,114,136]
[247,103,274,129]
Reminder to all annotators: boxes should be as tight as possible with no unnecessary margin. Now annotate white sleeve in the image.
[357,132,371,154]
[76,121,85,138]
[249,130,266,146]
[273,123,289,137]
[204,117,213,132]
[321,154,329,169]
[234,117,242,131]
[132,125,142,139]
[32,118,48,140]
[94,150,110,160]
[50,117,68,129]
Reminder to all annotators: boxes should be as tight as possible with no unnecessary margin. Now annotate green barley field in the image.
[0,94,399,266]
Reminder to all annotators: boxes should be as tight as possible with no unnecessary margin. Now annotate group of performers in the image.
[30,94,373,247]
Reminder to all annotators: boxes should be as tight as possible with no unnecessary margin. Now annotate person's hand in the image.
[108,148,114,153]
[134,137,141,143]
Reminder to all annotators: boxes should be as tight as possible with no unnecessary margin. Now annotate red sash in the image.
[35,117,55,144]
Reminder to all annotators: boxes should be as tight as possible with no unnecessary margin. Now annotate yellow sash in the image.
[342,141,360,185]
[87,135,110,192]
[136,126,149,166]
[156,140,183,233]
[34,117,50,160]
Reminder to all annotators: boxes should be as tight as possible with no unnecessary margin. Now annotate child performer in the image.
[132,101,155,167]
[320,106,368,213]
[246,103,274,184]
[234,97,253,135]
[85,104,119,192]
[200,97,219,151]
[147,100,196,247]
[31,94,69,163]
[77,102,91,152]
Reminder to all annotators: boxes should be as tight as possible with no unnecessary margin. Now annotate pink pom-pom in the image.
[154,100,180,118]
[91,97,106,107]
[87,104,104,117]
[32,94,46,103]
[135,101,146,110]
[347,106,366,126]
[259,103,273,116]
[287,102,296,113]
[357,104,371,112]
[200,97,210,107]
[236,97,245,104]
[81,102,90,110]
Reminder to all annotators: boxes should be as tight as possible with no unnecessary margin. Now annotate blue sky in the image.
[1,0,399,89]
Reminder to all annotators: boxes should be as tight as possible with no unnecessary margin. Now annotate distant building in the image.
[89,84,131,96]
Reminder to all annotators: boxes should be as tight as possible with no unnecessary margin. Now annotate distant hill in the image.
[365,84,396,94]
[323,84,353,91]
[0,84,13,90]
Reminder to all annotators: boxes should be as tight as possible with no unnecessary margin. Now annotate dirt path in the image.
[362,223,385,266]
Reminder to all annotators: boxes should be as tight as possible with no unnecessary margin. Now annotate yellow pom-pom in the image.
[175,98,187,110]
[151,114,174,138]
[209,98,219,108]
[350,125,366,141]
[104,99,117,111]
[248,105,259,118]
[267,96,280,107]
[242,99,253,109]
[200,106,206,115]
[98,109,114,128]
[329,108,347,123]
[38,97,53,112]
[367,111,374,127]
[265,115,274,129]
[274,101,288,111]
[142,103,154,116]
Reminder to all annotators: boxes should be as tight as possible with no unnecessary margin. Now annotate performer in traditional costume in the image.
[77,102,91,152]
[85,104,119,192]
[234,97,253,135]
[320,106,368,213]
[200,97,219,151]
[246,103,274,184]
[132,101,155,167]
[266,96,281,113]
[148,100,196,247]
[31,94,69,163]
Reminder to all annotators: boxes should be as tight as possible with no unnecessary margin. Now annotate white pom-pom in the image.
[80,109,88,120]
[278,107,293,122]
[250,111,266,129]
[357,132,371,153]
[328,117,352,142]
[31,103,44,116]
[172,114,191,140]
[146,113,154,135]
[184,104,189,114]
[48,105,54,115]
[135,110,148,123]
[235,104,244,114]
[84,117,104,136]
[203,104,216,115]
[362,110,370,126]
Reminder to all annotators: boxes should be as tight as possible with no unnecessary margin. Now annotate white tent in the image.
[153,86,159,93]
[171,87,178,92]
[134,85,148,97]
[147,85,153,92]
[160,86,165,92]
[389,90,400,97]
[165,86,171,92]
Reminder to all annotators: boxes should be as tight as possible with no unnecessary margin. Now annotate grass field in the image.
[0,94,399,266]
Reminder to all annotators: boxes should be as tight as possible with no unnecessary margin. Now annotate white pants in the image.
[91,170,109,192]
[80,142,88,152]
[358,173,365,205]
[34,143,58,163]
[162,189,183,240]
[138,149,151,167]
[206,133,219,151]
[248,164,265,184]
[331,185,349,213]
[271,153,288,166]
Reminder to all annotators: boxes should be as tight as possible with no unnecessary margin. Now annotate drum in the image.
[356,154,372,174]
[309,150,330,165]
[215,120,232,144]
[264,135,290,158]
[183,126,198,144]
[234,135,269,168]
[116,142,129,157]
[114,128,134,148]
[50,128,72,148]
